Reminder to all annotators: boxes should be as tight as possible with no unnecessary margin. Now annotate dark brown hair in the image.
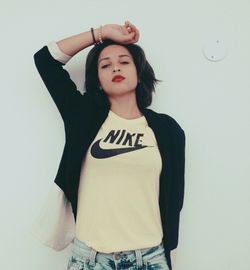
[84,39,162,110]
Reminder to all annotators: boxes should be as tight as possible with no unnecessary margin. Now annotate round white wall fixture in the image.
[202,39,227,61]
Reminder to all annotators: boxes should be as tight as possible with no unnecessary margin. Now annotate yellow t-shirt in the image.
[75,109,163,253]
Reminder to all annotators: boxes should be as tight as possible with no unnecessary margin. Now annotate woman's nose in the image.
[113,67,121,72]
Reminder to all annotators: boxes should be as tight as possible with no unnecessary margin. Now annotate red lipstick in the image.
[112,75,125,82]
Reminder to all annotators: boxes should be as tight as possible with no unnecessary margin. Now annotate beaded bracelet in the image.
[98,25,103,44]
[90,26,103,46]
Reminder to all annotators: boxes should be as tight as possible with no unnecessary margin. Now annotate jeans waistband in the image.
[72,237,164,256]
[70,237,166,269]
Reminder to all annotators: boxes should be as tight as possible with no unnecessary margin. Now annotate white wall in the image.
[1,0,249,269]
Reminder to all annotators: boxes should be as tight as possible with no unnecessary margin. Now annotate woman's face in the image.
[97,45,139,97]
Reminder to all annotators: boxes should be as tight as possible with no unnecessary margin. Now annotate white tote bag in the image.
[29,182,76,251]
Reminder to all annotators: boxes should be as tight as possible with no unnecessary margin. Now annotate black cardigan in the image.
[33,45,186,270]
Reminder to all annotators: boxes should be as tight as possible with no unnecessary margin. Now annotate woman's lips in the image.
[113,78,125,82]
[112,76,125,82]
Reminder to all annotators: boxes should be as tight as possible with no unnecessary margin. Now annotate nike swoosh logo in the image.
[91,139,149,159]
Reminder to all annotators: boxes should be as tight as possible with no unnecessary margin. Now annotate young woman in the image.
[33,21,185,270]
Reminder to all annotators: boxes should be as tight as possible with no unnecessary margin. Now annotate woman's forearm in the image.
[56,26,107,57]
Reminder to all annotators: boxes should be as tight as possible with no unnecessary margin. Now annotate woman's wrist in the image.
[93,25,107,44]
[101,25,108,40]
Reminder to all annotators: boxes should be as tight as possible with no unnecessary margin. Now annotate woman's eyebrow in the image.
[98,55,130,64]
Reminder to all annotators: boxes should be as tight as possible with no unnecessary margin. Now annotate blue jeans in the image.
[67,237,170,270]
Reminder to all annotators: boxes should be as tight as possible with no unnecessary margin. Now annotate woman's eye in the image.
[101,64,109,69]
[101,62,129,69]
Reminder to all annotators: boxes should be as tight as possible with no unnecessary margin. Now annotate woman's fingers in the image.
[125,21,134,32]
[133,27,139,40]
[122,21,140,43]
[128,23,139,41]
[126,21,139,39]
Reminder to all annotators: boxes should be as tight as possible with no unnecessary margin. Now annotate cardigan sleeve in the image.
[47,40,72,64]
[33,41,86,124]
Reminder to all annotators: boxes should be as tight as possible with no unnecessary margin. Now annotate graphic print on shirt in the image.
[91,129,153,159]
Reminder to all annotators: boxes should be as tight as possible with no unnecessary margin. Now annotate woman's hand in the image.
[102,21,140,44]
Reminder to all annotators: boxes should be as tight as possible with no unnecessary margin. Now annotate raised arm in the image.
[55,27,103,57]
[55,22,139,56]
